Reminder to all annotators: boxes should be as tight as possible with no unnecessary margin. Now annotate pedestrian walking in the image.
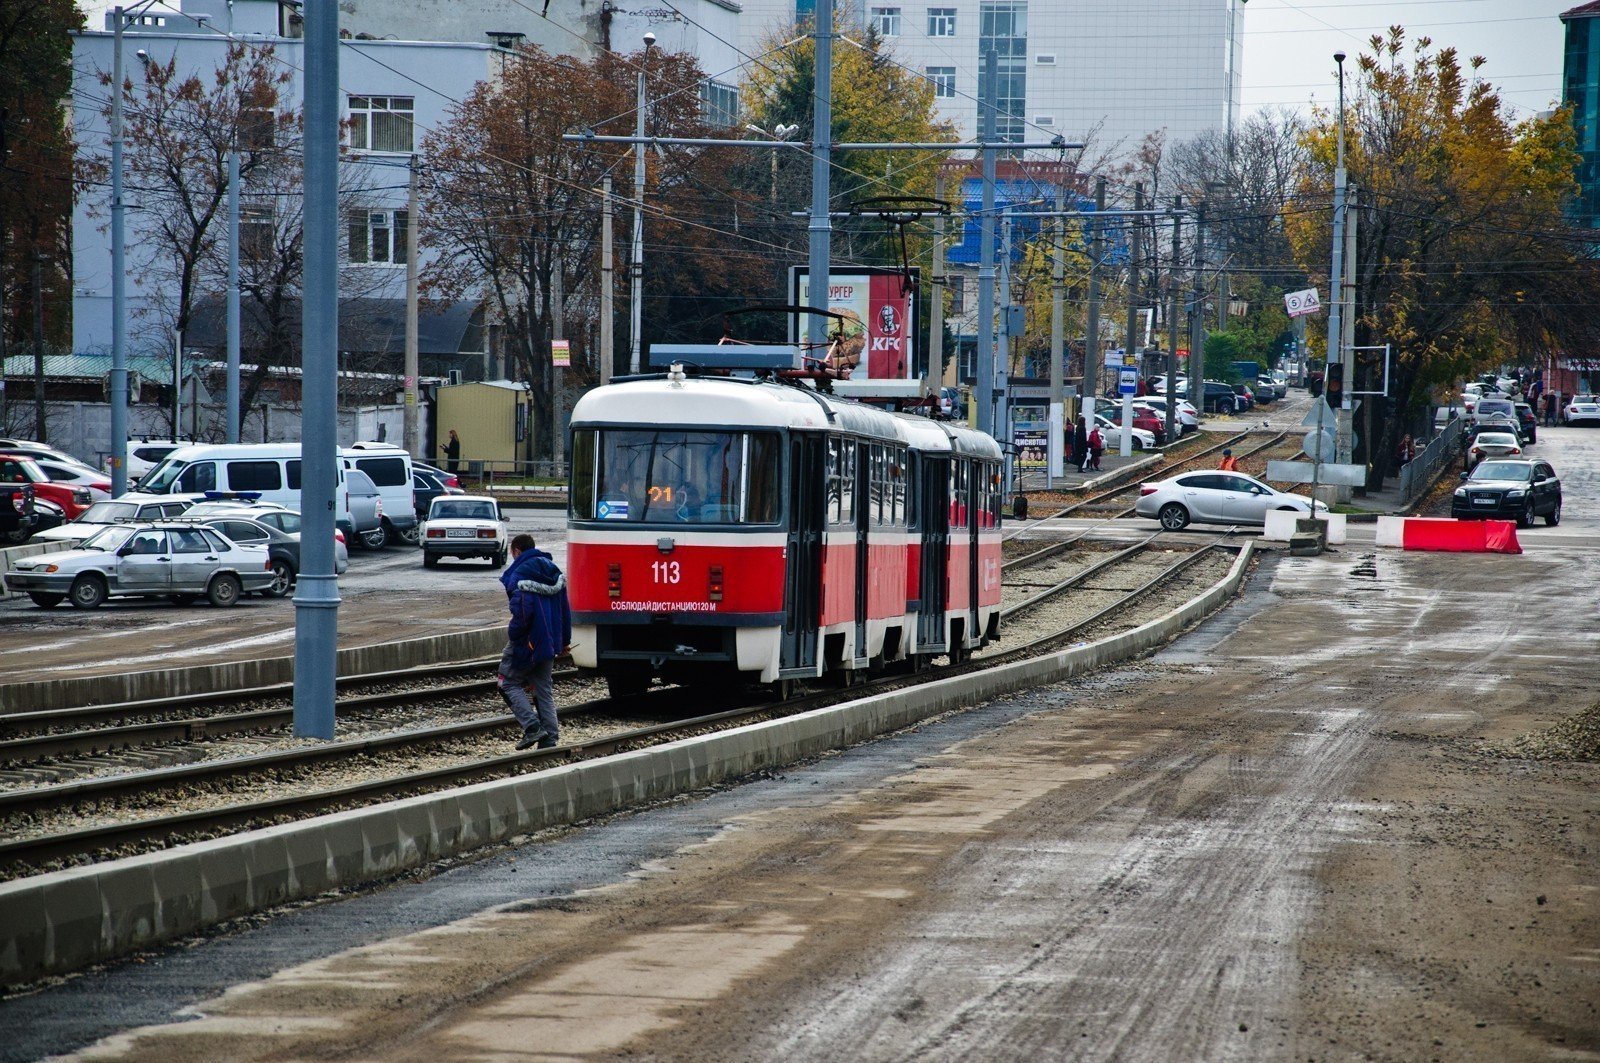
[1218,448,1239,472]
[497,533,571,750]
[1543,392,1558,427]
[1397,434,1415,466]
[1088,425,1105,471]
[1073,417,1090,473]
[443,428,462,475]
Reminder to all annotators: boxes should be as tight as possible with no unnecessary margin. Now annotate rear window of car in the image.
[354,456,409,487]
[1475,433,1517,445]
[1477,399,1513,414]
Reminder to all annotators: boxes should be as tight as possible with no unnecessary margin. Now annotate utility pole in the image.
[109,6,130,494]
[805,3,833,355]
[629,37,654,374]
[1343,182,1360,480]
[600,174,614,386]
[31,252,45,442]
[171,330,181,437]
[1330,50,1351,465]
[998,211,1012,474]
[403,157,420,456]
[552,265,565,465]
[1190,203,1207,405]
[975,49,997,437]
[1165,195,1182,443]
[293,0,341,740]
[1083,176,1106,428]
[1049,181,1065,483]
[928,171,945,406]
[1119,184,1144,457]
[226,150,241,443]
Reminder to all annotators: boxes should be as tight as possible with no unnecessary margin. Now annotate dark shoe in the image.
[515,728,550,751]
[537,734,559,750]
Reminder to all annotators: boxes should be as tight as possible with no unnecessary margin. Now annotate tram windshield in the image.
[572,429,781,524]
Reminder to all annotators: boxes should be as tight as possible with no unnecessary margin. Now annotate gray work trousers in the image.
[497,644,558,739]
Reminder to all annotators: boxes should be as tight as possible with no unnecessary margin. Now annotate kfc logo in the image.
[878,304,901,336]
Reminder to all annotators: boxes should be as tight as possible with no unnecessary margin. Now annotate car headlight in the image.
[1454,488,1466,497]
[1506,489,1525,499]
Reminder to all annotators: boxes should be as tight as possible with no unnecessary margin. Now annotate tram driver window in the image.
[587,429,778,524]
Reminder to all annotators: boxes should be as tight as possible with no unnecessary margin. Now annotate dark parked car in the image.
[412,465,464,519]
[1514,402,1538,445]
[1451,459,1560,527]
[0,481,35,543]
[198,516,304,597]
[1199,381,1239,414]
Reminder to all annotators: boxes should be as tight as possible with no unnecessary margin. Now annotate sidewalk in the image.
[1014,448,1165,494]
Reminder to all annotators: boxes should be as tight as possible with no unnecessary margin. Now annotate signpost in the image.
[1284,287,1322,319]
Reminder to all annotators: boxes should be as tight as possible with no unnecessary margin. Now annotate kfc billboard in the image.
[790,267,920,380]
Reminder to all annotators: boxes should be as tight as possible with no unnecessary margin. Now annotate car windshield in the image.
[79,525,136,551]
[431,500,497,521]
[1470,462,1533,482]
[571,428,782,524]
[76,501,137,523]
[137,456,187,492]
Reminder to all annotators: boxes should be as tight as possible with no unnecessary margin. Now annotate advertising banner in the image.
[1013,417,1049,470]
[791,267,920,380]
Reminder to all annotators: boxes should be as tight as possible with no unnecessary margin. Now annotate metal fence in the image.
[1398,414,1463,505]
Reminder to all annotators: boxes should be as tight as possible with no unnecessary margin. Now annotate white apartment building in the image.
[739,0,1244,155]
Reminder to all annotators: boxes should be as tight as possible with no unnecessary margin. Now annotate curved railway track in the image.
[0,536,1239,877]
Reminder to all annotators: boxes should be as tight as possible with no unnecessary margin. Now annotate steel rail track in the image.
[0,668,583,766]
[0,541,1240,873]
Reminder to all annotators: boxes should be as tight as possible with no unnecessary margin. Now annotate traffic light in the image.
[1325,362,1345,408]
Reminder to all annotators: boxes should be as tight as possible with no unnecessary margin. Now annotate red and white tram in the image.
[566,353,1002,695]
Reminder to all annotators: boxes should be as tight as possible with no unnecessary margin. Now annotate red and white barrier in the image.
[1375,516,1521,554]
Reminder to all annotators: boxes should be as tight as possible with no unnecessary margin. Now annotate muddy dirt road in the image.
[16,542,1600,1062]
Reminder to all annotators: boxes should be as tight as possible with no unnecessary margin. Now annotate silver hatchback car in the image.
[8,520,274,609]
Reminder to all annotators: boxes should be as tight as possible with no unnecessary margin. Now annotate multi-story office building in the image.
[1563,1,1600,229]
[739,0,1245,153]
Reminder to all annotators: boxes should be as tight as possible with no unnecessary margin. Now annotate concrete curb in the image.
[0,626,507,714]
[0,544,1253,988]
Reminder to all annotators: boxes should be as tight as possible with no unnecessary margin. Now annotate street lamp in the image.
[1329,49,1350,462]
[746,122,798,201]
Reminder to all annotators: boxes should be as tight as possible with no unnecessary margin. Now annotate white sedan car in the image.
[1563,396,1600,425]
[421,495,510,568]
[1094,413,1157,450]
[1135,471,1327,531]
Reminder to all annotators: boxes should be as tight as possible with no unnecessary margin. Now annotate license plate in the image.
[1473,498,1495,505]
[446,528,475,538]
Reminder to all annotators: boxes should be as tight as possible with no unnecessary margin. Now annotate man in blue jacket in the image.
[498,533,571,750]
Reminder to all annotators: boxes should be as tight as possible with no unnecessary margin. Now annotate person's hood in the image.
[501,546,557,592]
[517,572,567,596]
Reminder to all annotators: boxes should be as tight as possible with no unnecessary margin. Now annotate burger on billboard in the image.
[791,267,920,380]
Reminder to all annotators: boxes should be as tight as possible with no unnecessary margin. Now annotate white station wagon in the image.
[421,495,510,568]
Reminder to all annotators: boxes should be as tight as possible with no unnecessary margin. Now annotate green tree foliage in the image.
[1288,28,1600,484]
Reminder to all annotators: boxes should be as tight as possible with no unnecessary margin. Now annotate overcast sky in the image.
[1240,0,1571,118]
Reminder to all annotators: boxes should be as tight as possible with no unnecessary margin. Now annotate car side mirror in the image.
[1251,487,1264,494]
[1459,472,1469,480]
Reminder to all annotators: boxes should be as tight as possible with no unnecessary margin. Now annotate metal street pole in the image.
[1190,203,1207,405]
[552,264,565,465]
[1048,182,1064,484]
[600,174,614,386]
[293,0,341,740]
[226,149,241,443]
[403,156,420,455]
[998,211,1012,474]
[1342,182,1359,475]
[629,64,648,373]
[1120,184,1144,458]
[171,329,181,437]
[1083,176,1106,429]
[928,171,945,403]
[975,49,997,437]
[1330,51,1350,463]
[31,252,45,442]
[805,1,833,354]
[1165,195,1182,442]
[109,6,130,494]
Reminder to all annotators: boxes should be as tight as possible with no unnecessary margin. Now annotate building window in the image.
[949,273,965,316]
[979,2,1027,143]
[347,208,409,265]
[347,95,414,153]
[240,205,274,261]
[927,7,956,36]
[926,67,956,99]
[700,79,739,128]
[871,6,901,36]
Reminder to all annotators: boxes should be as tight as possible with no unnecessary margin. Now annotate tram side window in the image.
[827,438,855,526]
[570,429,596,519]
[949,462,967,529]
[891,447,907,527]
[981,465,1002,527]
[872,445,887,527]
[745,433,782,523]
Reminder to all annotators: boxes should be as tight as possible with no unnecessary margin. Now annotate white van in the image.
[135,443,363,542]
[341,443,418,546]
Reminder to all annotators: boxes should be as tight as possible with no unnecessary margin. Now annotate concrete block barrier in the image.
[1263,510,1346,544]
[1375,515,1520,553]
[0,625,507,714]
[0,544,1253,987]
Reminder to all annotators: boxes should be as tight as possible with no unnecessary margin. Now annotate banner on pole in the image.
[552,340,570,367]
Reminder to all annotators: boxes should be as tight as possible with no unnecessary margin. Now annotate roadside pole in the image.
[1048,182,1065,485]
[403,157,420,457]
[928,171,946,411]
[975,49,997,437]
[804,0,833,357]
[1164,195,1181,443]
[600,175,614,386]
[1082,177,1106,430]
[226,151,240,443]
[1119,184,1143,458]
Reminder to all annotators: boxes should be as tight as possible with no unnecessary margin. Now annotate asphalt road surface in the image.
[9,473,1597,1059]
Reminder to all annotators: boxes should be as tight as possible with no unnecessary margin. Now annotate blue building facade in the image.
[1563,1,1600,229]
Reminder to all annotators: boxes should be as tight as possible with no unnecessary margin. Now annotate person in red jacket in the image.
[498,533,572,750]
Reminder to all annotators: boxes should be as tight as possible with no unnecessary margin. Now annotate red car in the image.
[1129,405,1169,446]
[0,453,93,519]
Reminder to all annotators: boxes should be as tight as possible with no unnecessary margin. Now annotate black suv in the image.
[1451,458,1561,527]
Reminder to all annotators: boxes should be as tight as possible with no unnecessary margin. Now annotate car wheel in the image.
[28,592,63,609]
[1546,500,1561,527]
[207,572,242,607]
[1132,438,1144,451]
[423,551,439,568]
[267,558,295,597]
[491,549,507,568]
[1518,502,1536,529]
[68,573,107,610]
[398,522,421,546]
[1158,502,1191,531]
[359,523,387,550]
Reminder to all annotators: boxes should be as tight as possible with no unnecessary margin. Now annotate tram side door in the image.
[919,455,949,649]
[781,433,825,673]
[967,460,981,642]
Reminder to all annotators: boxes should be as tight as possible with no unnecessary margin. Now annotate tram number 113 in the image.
[651,560,681,584]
